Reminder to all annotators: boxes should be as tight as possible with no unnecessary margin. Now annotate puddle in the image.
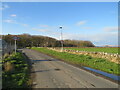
[83,67,120,81]
[54,68,61,71]
[32,59,57,62]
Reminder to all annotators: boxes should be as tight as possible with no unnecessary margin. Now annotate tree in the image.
[2,34,95,48]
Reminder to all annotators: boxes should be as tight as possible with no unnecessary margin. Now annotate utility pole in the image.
[13,36,18,54]
[59,26,63,52]
[15,39,16,54]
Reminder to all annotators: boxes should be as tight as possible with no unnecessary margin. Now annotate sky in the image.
[1,2,118,46]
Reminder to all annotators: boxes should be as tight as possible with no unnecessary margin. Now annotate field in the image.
[2,52,31,88]
[64,47,119,54]
[31,47,120,75]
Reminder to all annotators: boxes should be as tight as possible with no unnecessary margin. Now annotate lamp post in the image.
[59,26,63,52]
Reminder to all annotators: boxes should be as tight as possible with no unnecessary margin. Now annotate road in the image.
[22,48,119,88]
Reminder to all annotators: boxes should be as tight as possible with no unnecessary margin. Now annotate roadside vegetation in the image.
[2,34,95,48]
[2,52,31,89]
[31,47,120,75]
[64,47,118,54]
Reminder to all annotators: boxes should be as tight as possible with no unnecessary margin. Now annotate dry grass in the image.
[4,61,14,72]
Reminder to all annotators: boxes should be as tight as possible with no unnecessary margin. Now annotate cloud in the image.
[65,32,117,41]
[3,19,29,28]
[76,20,87,26]
[3,19,16,23]
[0,4,9,10]
[3,14,29,28]
[62,32,118,46]
[0,8,2,10]
[82,27,93,29]
[22,24,29,27]
[10,14,17,17]
[103,26,118,32]
[32,28,49,32]
[32,27,60,36]
[39,25,49,27]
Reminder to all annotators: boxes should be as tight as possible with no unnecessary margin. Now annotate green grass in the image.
[31,47,120,75]
[64,47,119,54]
[2,52,30,88]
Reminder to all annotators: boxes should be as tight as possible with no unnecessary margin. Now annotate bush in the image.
[2,52,30,89]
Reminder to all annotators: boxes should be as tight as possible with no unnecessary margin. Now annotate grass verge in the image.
[31,47,120,75]
[2,52,31,89]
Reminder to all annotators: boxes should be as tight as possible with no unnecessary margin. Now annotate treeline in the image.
[2,34,95,48]
[64,40,95,47]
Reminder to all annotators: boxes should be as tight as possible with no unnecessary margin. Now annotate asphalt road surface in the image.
[22,48,119,88]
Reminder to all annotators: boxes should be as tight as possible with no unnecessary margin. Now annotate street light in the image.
[59,26,63,52]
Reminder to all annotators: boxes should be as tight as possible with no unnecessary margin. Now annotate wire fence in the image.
[0,39,15,90]
[0,39,14,59]
[0,39,2,90]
